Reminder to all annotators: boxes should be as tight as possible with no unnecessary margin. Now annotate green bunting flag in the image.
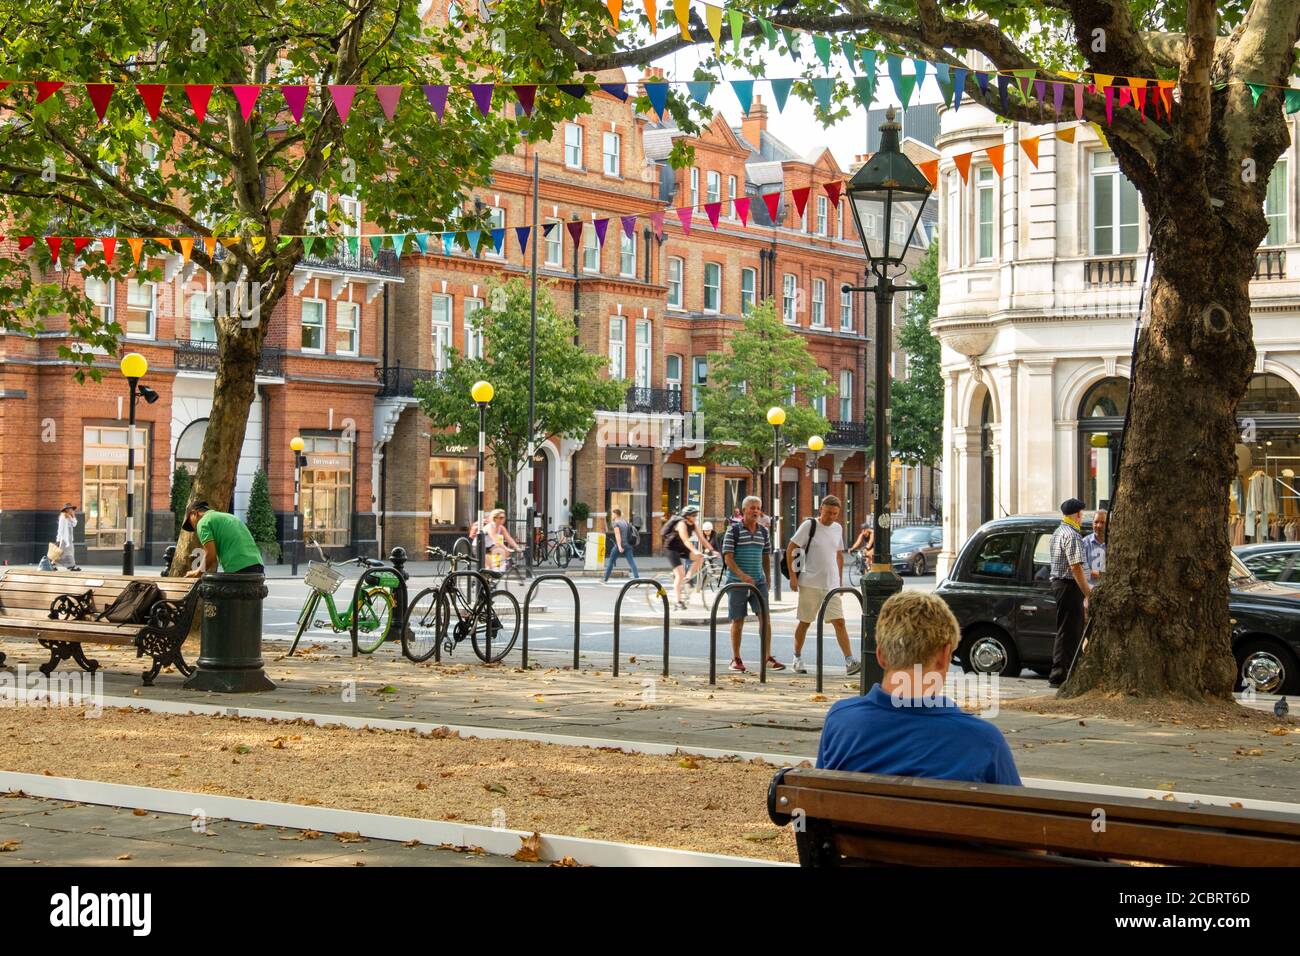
[391,233,406,258]
[811,77,835,111]
[757,16,777,47]
[887,54,906,105]
[729,8,744,55]
[1248,83,1265,107]
[769,77,793,113]
[1013,69,1036,103]
[301,236,315,256]
[1287,89,1300,114]
[853,76,875,109]
[813,35,832,69]
[913,59,929,94]
[731,79,754,114]
[369,235,382,257]
[346,235,360,258]
[860,48,877,80]
[933,62,952,104]
[841,38,857,68]
[782,27,801,60]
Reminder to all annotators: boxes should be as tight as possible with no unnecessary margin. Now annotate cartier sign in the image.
[605,446,652,465]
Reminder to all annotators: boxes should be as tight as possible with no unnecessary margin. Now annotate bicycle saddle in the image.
[480,568,505,580]
[364,558,386,568]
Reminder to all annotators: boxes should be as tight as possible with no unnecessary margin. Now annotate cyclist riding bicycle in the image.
[662,505,711,610]
[850,519,875,564]
[470,508,523,571]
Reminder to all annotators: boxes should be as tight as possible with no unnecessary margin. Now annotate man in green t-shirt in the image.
[182,501,265,576]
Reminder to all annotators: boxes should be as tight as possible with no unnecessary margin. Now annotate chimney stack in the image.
[742,94,768,144]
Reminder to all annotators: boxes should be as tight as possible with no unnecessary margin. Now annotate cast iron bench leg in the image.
[37,640,99,676]
[138,631,192,686]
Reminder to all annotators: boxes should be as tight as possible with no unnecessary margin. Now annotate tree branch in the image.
[1178,0,1218,154]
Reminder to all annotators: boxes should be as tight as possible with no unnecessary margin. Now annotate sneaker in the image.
[845,659,861,677]
[790,656,807,674]
[766,656,786,671]
[728,658,746,672]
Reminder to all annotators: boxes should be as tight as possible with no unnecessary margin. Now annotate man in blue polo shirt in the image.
[817,590,1020,786]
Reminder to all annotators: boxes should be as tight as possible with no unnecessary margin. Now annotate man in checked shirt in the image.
[1048,497,1092,688]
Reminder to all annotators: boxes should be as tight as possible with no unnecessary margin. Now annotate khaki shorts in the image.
[796,585,843,624]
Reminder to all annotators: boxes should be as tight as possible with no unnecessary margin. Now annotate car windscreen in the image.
[892,528,931,546]
[1230,553,1257,585]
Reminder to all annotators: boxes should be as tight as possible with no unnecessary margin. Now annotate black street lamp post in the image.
[119,352,158,575]
[471,380,494,569]
[290,436,306,574]
[842,107,933,692]
[767,406,785,602]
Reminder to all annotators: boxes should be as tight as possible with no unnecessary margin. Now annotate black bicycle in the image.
[403,547,521,663]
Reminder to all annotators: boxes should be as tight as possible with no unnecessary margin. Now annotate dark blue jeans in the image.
[603,544,640,581]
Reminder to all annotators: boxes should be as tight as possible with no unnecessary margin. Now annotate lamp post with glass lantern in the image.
[471,380,494,569]
[119,352,158,575]
[842,106,933,691]
[290,436,306,574]
[767,406,786,601]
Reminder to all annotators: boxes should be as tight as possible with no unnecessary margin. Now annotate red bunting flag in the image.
[790,186,811,220]
[918,158,939,190]
[46,237,62,260]
[136,84,166,121]
[565,219,584,248]
[328,85,357,124]
[985,143,1006,177]
[231,85,261,121]
[762,191,781,222]
[823,181,843,206]
[185,85,214,124]
[375,85,403,121]
[100,237,117,266]
[1118,86,1131,110]
[18,236,34,251]
[704,201,721,230]
[512,85,537,116]
[86,83,115,122]
[72,237,92,257]
[676,206,693,235]
[734,196,751,226]
[953,151,972,183]
[281,85,309,123]
[1132,82,1148,120]
[35,81,64,104]
[1105,86,1115,125]
[0,81,9,94]
[1019,136,1040,168]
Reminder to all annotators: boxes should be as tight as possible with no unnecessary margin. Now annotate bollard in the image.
[183,571,275,692]
[522,574,581,670]
[708,581,770,685]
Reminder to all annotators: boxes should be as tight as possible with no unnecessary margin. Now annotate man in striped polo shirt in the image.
[722,495,785,673]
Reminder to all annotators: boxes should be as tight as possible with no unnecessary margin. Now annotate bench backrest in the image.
[769,768,1300,866]
[0,569,194,621]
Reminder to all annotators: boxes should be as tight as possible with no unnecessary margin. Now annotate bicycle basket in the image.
[304,561,345,595]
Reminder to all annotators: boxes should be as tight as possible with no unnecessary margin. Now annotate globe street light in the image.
[767,406,786,601]
[843,106,933,692]
[471,380,495,570]
[119,352,158,575]
[290,436,306,574]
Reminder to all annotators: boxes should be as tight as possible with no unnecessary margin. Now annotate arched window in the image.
[1079,377,1129,420]
[1078,377,1128,511]
[174,418,208,476]
[1238,373,1300,419]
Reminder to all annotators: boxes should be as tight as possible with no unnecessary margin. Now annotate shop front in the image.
[82,423,150,557]
[1232,373,1300,545]
[300,435,354,548]
[605,445,653,556]
[429,453,476,548]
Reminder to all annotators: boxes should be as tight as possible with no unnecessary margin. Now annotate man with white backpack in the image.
[785,494,860,676]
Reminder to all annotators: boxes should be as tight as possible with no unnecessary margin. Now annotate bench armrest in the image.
[145,589,200,638]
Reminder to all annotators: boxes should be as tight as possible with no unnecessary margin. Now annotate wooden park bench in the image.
[0,569,201,686]
[767,767,1300,866]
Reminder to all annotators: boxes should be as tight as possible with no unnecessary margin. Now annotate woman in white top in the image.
[55,502,81,571]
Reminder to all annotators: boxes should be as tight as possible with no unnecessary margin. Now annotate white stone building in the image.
[934,102,1300,576]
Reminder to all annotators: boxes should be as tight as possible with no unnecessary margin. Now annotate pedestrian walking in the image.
[1083,508,1107,584]
[1048,497,1092,687]
[601,508,640,582]
[786,494,859,676]
[722,495,783,673]
[54,503,81,571]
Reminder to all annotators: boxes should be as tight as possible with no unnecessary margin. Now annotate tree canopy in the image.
[891,243,942,470]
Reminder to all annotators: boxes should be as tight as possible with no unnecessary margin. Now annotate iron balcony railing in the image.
[376,365,442,397]
[175,339,284,377]
[827,419,870,446]
[1083,257,1138,287]
[301,246,401,277]
[621,386,683,414]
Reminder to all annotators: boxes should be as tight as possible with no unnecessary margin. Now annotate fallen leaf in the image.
[629,656,637,663]
[513,832,543,862]
[0,840,20,852]
[403,839,421,848]
[550,856,582,867]
[809,694,828,702]
[336,832,364,844]
[678,755,700,770]
[1268,727,1291,736]
[415,782,428,790]
[534,695,545,702]
[484,783,508,794]
[251,823,266,831]
[1230,802,1244,809]
[271,739,286,749]
[131,808,148,817]
[742,831,780,842]
[236,744,252,754]
[116,853,132,860]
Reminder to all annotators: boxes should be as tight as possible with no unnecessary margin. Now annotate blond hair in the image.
[876,591,961,671]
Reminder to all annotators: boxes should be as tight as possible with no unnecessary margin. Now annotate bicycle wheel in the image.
[554,541,572,569]
[403,586,442,662]
[847,557,864,588]
[471,589,521,663]
[352,586,395,654]
[289,592,321,656]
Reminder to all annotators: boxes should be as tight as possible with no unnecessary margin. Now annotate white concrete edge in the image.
[14,691,1300,820]
[0,771,786,868]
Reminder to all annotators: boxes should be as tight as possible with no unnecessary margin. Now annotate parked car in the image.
[890,524,943,576]
[1235,542,1300,590]
[935,515,1300,694]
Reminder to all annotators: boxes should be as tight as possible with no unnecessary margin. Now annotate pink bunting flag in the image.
[649,210,666,238]
[593,218,609,246]
[328,85,357,124]
[470,83,495,117]
[675,206,693,235]
[375,85,403,121]
[1118,86,1131,110]
[620,215,637,239]
[512,85,536,116]
[704,201,721,230]
[734,196,751,227]
[1105,85,1115,125]
[185,85,214,125]
[231,85,261,121]
[565,220,584,248]
[281,85,309,123]
[824,181,843,206]
[762,192,781,223]
[423,84,449,120]
[86,83,114,122]
[136,84,166,121]
[1073,83,1084,120]
[35,81,64,104]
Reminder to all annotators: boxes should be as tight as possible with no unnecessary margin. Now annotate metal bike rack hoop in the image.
[612,579,670,678]
[708,582,771,686]
[813,586,864,695]
[522,574,581,670]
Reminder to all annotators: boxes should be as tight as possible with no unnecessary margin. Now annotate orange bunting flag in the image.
[1055,126,1077,143]
[1019,136,1040,167]
[645,0,657,34]
[606,0,622,25]
[673,0,692,39]
[918,158,939,191]
[1093,74,1114,92]
[953,151,972,183]
[126,237,145,267]
[203,236,217,259]
[177,237,194,262]
[984,143,1006,177]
